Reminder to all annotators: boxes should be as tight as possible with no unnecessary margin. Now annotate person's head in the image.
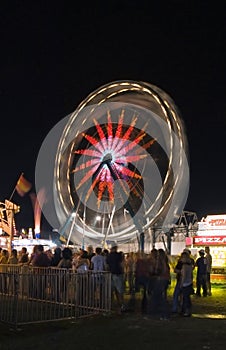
[110,245,118,252]
[2,249,8,257]
[158,248,168,262]
[87,245,94,254]
[205,246,210,254]
[11,249,17,257]
[21,247,27,254]
[46,249,53,258]
[62,247,72,260]
[37,244,44,253]
[102,249,109,256]
[32,245,39,254]
[181,251,191,263]
[79,249,88,258]
[54,247,62,255]
[199,249,205,256]
[149,248,158,260]
[95,247,102,255]
[183,248,191,255]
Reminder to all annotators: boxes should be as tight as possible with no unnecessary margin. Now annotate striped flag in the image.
[16,174,32,197]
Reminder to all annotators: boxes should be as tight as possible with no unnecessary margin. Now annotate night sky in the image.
[1,1,225,230]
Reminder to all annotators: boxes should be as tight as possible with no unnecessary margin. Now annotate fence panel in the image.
[0,265,111,327]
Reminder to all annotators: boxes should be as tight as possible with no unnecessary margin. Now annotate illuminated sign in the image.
[185,237,193,245]
[198,215,226,233]
[193,236,226,245]
[209,219,226,226]
[204,215,226,227]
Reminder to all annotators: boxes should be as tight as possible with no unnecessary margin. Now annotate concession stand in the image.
[187,214,226,274]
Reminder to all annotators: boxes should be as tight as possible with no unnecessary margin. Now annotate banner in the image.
[193,236,226,245]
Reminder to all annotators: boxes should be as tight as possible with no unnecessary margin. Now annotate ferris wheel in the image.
[36,81,189,248]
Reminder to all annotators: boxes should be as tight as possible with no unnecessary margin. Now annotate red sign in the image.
[186,237,193,245]
[193,236,226,245]
[209,219,226,226]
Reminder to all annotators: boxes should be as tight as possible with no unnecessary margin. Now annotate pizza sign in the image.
[209,219,226,226]
[193,236,226,245]
[204,215,226,227]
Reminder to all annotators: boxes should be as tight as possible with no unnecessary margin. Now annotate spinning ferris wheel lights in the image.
[72,110,149,207]
[35,80,189,247]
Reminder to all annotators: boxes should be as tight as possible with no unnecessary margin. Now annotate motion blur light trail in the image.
[72,111,151,209]
[35,80,190,247]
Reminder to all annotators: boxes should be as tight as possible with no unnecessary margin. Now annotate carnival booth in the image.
[188,214,226,274]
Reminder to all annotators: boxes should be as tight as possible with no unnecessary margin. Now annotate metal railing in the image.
[0,265,111,327]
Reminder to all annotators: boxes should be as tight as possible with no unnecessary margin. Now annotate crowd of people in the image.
[0,243,213,319]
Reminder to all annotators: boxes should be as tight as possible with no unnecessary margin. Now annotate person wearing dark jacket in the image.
[106,245,126,312]
[195,249,207,297]
[51,247,62,266]
[32,245,51,267]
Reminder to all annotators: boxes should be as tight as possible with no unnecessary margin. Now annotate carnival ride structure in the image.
[35,80,190,249]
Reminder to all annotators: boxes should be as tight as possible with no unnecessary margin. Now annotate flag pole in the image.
[9,172,24,201]
[9,205,15,255]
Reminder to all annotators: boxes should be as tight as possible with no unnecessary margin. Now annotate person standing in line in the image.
[91,247,106,272]
[124,252,136,295]
[57,247,73,302]
[18,247,29,265]
[18,247,29,295]
[86,245,95,268]
[29,245,51,299]
[8,249,18,264]
[50,247,62,267]
[101,248,109,266]
[32,245,51,267]
[0,249,9,264]
[28,245,39,265]
[0,249,9,293]
[91,247,107,306]
[180,251,194,317]
[57,247,72,269]
[172,248,195,314]
[106,244,126,313]
[75,249,90,272]
[148,249,170,320]
[204,246,212,296]
[7,249,18,293]
[171,252,183,314]
[134,251,150,313]
[195,249,207,297]
[147,248,158,303]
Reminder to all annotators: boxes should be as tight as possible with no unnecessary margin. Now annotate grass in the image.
[0,283,226,350]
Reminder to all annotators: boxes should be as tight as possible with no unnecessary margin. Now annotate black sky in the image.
[1,1,226,229]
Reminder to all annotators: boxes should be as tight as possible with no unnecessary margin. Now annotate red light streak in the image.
[73,111,155,206]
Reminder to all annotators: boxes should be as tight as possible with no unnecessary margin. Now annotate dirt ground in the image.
[1,283,226,350]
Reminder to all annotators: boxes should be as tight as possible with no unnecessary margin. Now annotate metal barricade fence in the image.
[0,265,111,327]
